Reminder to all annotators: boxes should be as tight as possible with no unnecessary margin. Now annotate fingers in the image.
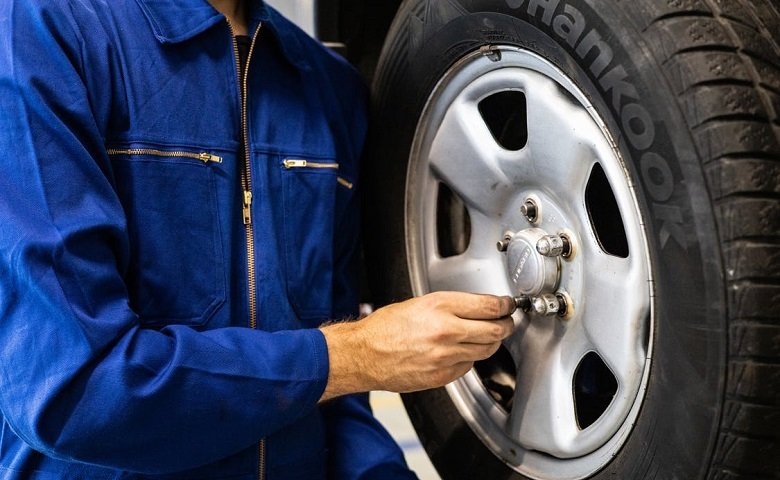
[462,340,503,361]
[432,340,504,369]
[399,360,475,393]
[454,316,514,344]
[425,347,499,389]
[424,291,515,319]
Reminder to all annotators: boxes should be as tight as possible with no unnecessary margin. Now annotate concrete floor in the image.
[370,391,442,480]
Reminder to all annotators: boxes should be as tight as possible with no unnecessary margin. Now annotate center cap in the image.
[505,228,561,296]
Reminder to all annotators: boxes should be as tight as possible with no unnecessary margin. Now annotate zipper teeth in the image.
[229,19,265,480]
[259,439,266,479]
[241,27,260,327]
[106,148,222,163]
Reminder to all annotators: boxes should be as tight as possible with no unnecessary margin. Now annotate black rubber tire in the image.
[363,1,780,479]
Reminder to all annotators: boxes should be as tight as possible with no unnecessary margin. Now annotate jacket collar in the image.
[134,0,311,70]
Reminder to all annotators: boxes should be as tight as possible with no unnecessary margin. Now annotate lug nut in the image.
[531,293,571,317]
[532,293,561,316]
[520,198,538,223]
[536,234,572,257]
[496,234,513,253]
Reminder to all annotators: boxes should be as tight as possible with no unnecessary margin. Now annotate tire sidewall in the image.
[366,1,727,479]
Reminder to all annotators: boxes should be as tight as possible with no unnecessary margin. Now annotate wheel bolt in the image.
[532,294,560,316]
[520,198,538,223]
[496,234,513,253]
[536,234,572,257]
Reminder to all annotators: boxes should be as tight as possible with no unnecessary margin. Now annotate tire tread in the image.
[641,0,780,477]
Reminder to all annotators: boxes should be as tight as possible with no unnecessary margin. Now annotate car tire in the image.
[363,0,780,479]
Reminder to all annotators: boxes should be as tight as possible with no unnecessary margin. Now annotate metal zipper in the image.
[228,19,266,480]
[283,159,352,188]
[282,159,339,169]
[337,177,354,189]
[106,148,223,164]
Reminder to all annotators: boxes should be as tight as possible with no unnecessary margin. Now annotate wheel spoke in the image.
[579,243,650,386]
[505,324,581,457]
[466,209,506,258]
[519,72,605,206]
[427,98,517,216]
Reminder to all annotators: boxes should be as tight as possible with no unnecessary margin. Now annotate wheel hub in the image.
[505,228,560,296]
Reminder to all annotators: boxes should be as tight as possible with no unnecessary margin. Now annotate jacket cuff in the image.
[306,327,330,404]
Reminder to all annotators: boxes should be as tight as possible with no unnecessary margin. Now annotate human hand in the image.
[319,292,515,401]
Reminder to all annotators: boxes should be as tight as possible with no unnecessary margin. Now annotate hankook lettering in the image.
[505,0,688,249]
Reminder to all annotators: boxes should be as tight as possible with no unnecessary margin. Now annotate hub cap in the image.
[405,47,654,479]
[505,228,560,296]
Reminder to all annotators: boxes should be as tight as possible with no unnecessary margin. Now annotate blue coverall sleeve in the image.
[0,3,328,474]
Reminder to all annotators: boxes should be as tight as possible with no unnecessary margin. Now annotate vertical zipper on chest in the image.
[229,20,266,480]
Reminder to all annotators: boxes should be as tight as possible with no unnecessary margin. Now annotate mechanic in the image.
[0,0,515,478]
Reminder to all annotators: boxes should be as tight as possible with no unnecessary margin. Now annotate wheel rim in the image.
[406,47,654,479]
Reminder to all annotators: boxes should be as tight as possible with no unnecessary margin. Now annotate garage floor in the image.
[371,391,441,480]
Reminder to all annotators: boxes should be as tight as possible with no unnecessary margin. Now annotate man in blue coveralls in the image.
[0,0,515,478]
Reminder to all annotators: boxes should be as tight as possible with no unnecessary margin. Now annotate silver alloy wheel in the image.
[406,47,654,479]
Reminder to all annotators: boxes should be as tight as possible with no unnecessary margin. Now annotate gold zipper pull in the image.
[199,152,223,164]
[242,190,253,225]
[337,177,354,189]
[283,159,307,169]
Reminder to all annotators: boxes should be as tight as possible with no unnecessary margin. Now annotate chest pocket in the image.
[109,147,226,327]
[280,157,353,321]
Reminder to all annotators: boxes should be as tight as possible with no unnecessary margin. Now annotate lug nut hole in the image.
[560,233,572,258]
[521,198,538,223]
[555,293,568,317]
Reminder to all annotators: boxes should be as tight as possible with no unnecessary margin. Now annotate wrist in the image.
[319,321,375,401]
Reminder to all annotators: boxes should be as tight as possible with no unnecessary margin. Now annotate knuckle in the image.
[473,321,505,342]
[428,348,450,366]
[421,292,446,311]
[428,292,449,310]
[427,323,449,343]
[499,319,514,338]
[490,323,505,340]
[483,297,502,318]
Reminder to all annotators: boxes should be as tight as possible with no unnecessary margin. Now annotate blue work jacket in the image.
[0,1,416,479]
